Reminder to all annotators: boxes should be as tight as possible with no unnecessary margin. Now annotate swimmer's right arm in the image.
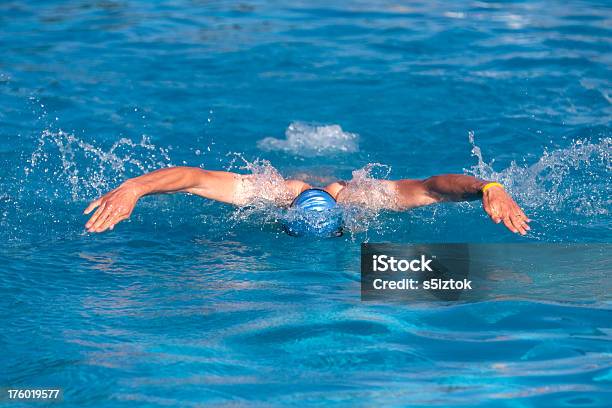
[84,167,243,233]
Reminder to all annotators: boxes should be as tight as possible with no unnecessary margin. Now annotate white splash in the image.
[465,131,611,217]
[227,154,294,207]
[338,163,398,235]
[225,156,393,237]
[257,122,358,157]
[26,130,172,200]
[338,163,397,210]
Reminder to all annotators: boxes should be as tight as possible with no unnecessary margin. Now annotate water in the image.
[1,0,611,406]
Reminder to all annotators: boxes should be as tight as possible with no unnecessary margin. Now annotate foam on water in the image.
[257,122,359,157]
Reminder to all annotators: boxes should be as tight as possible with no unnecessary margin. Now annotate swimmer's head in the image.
[282,189,343,238]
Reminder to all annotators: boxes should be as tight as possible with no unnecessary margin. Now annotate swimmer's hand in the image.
[482,184,531,235]
[84,181,141,233]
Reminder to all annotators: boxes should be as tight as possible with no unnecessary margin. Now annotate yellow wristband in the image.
[482,182,503,193]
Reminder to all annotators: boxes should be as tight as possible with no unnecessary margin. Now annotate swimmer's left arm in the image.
[393,175,531,235]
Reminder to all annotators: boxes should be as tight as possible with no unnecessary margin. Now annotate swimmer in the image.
[83,166,531,236]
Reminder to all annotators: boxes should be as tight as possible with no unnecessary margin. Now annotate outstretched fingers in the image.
[502,216,519,234]
[515,206,531,225]
[84,198,102,214]
[515,215,530,233]
[89,204,113,232]
[509,215,526,235]
[501,203,531,235]
[511,203,531,234]
[85,202,106,231]
[98,212,128,233]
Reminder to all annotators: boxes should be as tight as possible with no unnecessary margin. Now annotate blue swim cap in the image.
[282,189,343,238]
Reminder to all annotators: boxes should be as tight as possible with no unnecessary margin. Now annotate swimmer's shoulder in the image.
[323,181,347,200]
[285,179,312,199]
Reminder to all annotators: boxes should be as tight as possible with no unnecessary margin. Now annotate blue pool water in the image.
[1,0,611,406]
